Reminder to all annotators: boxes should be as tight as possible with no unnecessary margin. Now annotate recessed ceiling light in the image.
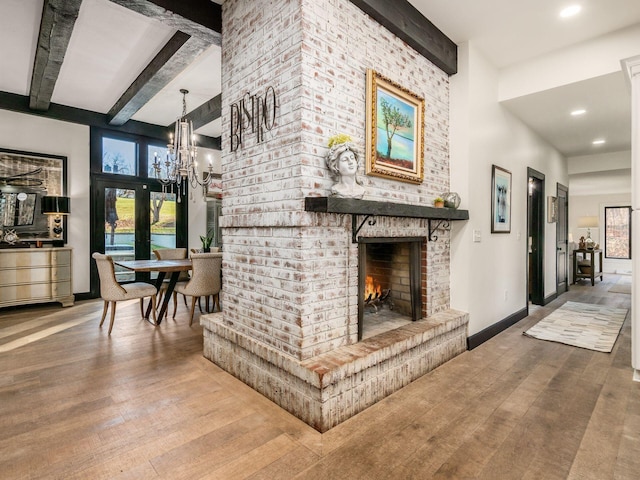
[592,139,606,145]
[560,5,582,18]
[571,109,586,116]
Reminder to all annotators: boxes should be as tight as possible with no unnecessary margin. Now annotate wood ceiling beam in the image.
[107,0,221,45]
[0,91,221,150]
[29,0,83,111]
[107,32,210,126]
[348,0,457,75]
[183,94,221,131]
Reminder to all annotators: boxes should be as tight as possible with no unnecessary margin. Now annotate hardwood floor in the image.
[1,276,638,479]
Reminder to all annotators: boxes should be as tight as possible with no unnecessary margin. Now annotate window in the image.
[102,137,137,175]
[605,206,631,259]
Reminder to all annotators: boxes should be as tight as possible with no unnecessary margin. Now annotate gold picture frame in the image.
[365,69,425,184]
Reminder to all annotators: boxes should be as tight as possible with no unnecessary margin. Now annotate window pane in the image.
[103,138,136,176]
[148,145,170,179]
[605,206,631,259]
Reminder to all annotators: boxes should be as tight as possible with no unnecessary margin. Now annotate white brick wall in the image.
[220,0,451,360]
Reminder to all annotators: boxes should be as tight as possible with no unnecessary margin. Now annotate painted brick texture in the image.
[220,0,451,360]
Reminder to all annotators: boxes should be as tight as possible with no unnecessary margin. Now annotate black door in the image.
[556,183,569,294]
[528,168,545,305]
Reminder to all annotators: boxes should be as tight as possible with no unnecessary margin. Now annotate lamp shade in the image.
[41,196,70,214]
[578,215,598,228]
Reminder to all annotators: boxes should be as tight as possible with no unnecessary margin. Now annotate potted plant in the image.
[200,229,214,252]
[433,197,445,208]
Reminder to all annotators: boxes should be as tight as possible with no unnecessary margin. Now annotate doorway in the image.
[528,168,545,305]
[556,183,569,294]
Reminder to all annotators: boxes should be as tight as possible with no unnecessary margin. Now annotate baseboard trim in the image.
[467,306,528,350]
[543,292,557,305]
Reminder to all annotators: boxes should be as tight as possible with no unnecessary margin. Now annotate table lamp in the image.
[42,196,70,246]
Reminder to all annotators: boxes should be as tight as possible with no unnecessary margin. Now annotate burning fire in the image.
[365,275,382,299]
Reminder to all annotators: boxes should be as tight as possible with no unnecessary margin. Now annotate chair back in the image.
[154,248,190,281]
[186,252,222,297]
[191,247,220,254]
[153,248,188,260]
[92,252,127,300]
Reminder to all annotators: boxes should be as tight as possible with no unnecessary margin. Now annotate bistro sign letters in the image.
[230,86,278,152]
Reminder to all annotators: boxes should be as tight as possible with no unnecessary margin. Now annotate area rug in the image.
[523,301,628,352]
[608,275,632,294]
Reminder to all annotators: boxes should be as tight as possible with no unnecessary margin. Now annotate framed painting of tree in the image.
[365,69,425,184]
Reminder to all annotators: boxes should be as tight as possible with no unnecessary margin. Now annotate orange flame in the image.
[365,275,381,298]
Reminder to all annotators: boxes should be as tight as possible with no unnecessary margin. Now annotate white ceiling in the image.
[409,0,640,160]
[1,0,639,162]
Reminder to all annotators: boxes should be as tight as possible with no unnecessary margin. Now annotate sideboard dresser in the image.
[0,247,74,308]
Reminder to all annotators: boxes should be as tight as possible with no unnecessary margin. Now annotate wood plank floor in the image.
[1,276,638,479]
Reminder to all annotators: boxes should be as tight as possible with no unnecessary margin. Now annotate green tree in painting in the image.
[380,97,412,159]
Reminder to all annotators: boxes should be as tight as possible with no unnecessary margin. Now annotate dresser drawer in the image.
[52,281,72,297]
[0,267,52,286]
[0,250,51,268]
[0,283,52,303]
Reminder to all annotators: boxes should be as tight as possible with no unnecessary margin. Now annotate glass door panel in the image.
[150,191,178,280]
[104,187,136,282]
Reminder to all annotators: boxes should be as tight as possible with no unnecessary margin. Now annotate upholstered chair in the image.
[153,248,189,317]
[92,253,157,334]
[173,252,222,325]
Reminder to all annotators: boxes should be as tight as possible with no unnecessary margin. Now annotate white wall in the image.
[0,109,217,294]
[450,43,569,336]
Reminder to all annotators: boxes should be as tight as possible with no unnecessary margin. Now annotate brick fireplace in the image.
[200,0,469,432]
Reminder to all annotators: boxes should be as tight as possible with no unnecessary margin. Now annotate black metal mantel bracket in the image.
[352,214,377,243]
[428,219,450,242]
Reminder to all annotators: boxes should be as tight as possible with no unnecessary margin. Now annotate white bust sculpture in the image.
[325,137,365,199]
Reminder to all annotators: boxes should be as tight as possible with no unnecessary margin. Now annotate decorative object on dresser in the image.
[578,215,598,250]
[433,197,444,208]
[0,247,74,308]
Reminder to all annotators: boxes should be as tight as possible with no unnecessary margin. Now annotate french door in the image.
[89,128,187,297]
[90,178,184,293]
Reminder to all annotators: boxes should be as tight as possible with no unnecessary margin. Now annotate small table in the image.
[114,259,192,324]
[572,249,603,286]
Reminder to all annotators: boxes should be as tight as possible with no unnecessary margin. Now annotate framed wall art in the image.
[365,69,425,184]
[0,148,67,243]
[491,164,511,233]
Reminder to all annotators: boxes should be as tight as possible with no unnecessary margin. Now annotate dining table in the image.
[113,258,192,324]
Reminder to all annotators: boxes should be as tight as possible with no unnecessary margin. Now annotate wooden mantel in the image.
[304,196,469,242]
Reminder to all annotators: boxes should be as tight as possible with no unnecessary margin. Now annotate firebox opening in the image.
[358,237,424,340]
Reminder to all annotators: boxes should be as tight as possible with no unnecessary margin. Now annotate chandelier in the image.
[152,89,213,201]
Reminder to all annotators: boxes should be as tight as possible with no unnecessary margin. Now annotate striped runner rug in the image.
[523,301,628,353]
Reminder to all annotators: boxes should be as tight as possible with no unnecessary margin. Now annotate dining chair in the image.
[92,252,157,334]
[173,252,222,325]
[153,247,189,317]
